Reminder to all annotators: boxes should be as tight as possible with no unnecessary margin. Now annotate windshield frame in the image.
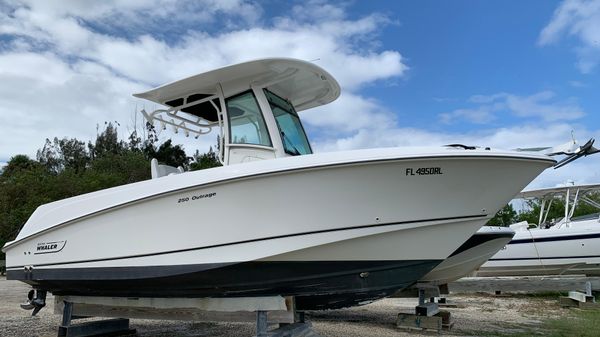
[264,89,313,156]
[225,89,273,147]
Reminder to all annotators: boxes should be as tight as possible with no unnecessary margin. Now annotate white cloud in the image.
[311,121,600,189]
[439,105,500,125]
[439,91,584,124]
[468,93,509,104]
[1,1,598,192]
[0,0,406,88]
[568,80,586,87]
[505,91,584,121]
[0,0,407,160]
[303,93,396,134]
[539,0,600,73]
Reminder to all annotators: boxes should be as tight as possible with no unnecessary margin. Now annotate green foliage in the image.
[91,122,123,159]
[38,137,90,173]
[518,194,600,226]
[488,192,600,228]
[190,147,222,171]
[487,204,518,226]
[0,122,219,259]
[145,139,189,170]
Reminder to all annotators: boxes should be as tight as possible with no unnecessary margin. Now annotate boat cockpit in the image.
[134,58,340,167]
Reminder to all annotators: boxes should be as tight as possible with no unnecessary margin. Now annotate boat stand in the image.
[396,284,453,332]
[559,281,600,309]
[54,295,321,337]
[256,310,321,337]
[58,301,135,337]
[427,284,466,309]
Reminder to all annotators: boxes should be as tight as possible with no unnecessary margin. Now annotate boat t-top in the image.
[1,58,576,313]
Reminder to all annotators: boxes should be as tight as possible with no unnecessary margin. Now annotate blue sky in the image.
[353,1,595,132]
[0,0,599,188]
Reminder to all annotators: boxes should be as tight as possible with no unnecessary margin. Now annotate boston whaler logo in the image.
[35,240,67,254]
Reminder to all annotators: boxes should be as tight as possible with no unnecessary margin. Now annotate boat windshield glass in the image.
[264,89,312,156]
[226,91,272,147]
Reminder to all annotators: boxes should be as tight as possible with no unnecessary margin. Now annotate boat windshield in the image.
[264,89,312,156]
[226,91,272,147]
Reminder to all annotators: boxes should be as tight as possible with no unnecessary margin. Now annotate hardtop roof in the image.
[517,183,600,200]
[133,58,341,112]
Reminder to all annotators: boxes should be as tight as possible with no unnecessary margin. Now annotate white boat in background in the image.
[0,58,574,314]
[419,226,515,286]
[479,183,600,277]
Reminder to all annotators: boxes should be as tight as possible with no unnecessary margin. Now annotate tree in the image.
[487,204,518,226]
[516,193,600,226]
[145,139,189,169]
[59,138,89,172]
[37,137,89,173]
[91,122,124,159]
[0,122,222,260]
[190,146,221,171]
[1,155,43,177]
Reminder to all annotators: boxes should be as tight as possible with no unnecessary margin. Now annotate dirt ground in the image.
[0,277,571,337]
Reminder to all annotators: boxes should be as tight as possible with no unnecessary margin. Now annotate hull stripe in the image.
[449,232,514,257]
[7,214,486,269]
[489,254,600,261]
[509,232,600,245]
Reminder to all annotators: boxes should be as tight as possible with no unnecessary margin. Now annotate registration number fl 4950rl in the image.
[406,167,443,176]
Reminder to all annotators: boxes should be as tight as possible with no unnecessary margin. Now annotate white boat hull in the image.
[3,148,554,309]
[478,220,600,276]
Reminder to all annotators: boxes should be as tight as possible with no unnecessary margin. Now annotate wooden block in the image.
[415,302,439,316]
[54,298,294,323]
[578,301,600,309]
[559,296,578,308]
[261,322,322,337]
[397,313,442,331]
[55,296,287,312]
[57,318,134,337]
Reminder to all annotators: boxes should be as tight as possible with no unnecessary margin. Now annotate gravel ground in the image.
[0,277,570,337]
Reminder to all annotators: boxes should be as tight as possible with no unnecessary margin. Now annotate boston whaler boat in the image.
[479,183,600,276]
[2,58,587,314]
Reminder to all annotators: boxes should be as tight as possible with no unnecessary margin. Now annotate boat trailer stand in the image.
[256,310,320,337]
[396,284,453,332]
[58,301,135,337]
[55,295,321,337]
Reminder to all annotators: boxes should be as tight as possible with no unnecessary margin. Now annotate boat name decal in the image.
[178,192,217,204]
[405,167,443,176]
[34,240,67,254]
